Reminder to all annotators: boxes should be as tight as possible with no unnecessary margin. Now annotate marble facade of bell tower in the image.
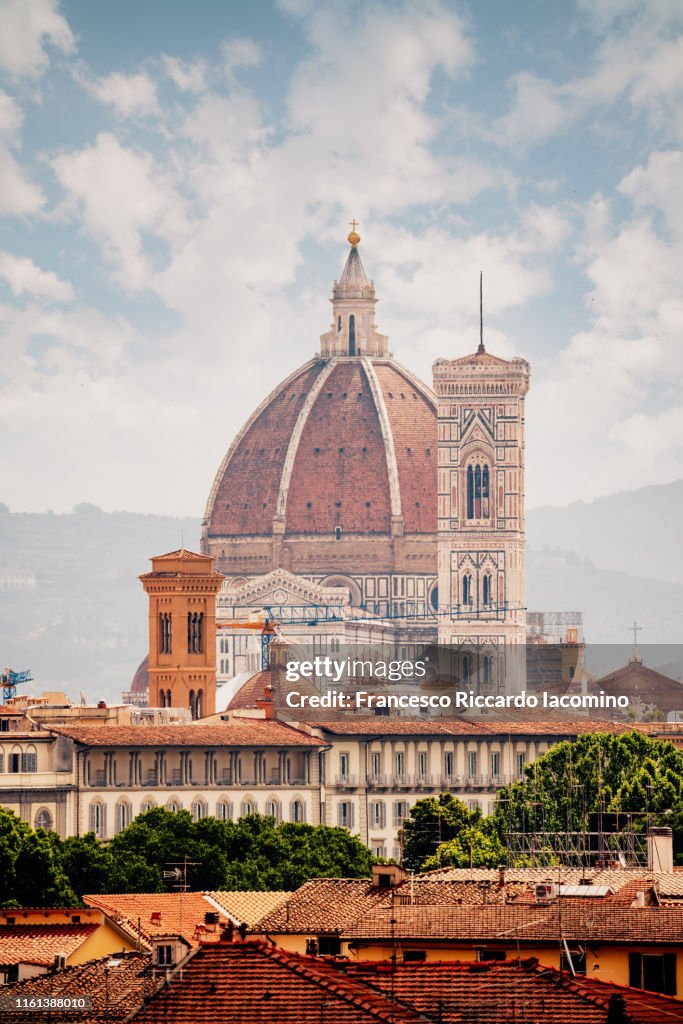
[433,347,530,652]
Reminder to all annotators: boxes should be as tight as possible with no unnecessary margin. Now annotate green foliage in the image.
[400,794,477,872]
[424,821,505,870]
[0,808,77,907]
[493,731,683,838]
[0,806,375,905]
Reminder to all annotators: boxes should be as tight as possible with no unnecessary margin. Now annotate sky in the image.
[1,0,682,516]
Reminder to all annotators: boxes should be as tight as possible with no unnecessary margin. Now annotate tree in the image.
[61,833,114,896]
[0,808,77,908]
[493,731,683,840]
[423,822,505,870]
[400,794,477,872]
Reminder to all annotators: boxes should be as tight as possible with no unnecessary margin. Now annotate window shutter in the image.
[628,953,641,988]
[663,954,677,996]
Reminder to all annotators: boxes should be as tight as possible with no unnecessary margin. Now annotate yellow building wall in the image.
[343,941,683,993]
[69,921,138,965]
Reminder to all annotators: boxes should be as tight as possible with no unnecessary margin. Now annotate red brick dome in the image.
[202,245,438,582]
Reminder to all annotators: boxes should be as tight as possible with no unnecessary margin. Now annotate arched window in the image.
[166,689,172,707]
[196,689,203,719]
[291,799,305,823]
[159,612,172,654]
[115,800,131,834]
[462,574,472,606]
[189,689,196,719]
[265,798,280,822]
[462,655,472,684]
[349,314,356,355]
[466,461,491,520]
[483,654,493,685]
[89,801,106,838]
[35,808,53,831]
[141,798,156,813]
[216,800,232,821]
[191,799,207,822]
[166,799,180,813]
[159,688,167,708]
[241,798,255,817]
[188,611,204,654]
[482,573,492,607]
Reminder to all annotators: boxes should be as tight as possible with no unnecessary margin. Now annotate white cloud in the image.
[0,250,74,300]
[494,73,570,149]
[51,132,188,291]
[75,67,160,119]
[222,37,263,72]
[0,143,44,215]
[0,0,75,78]
[0,89,22,140]
[162,55,207,94]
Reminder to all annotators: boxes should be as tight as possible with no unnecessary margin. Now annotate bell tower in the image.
[433,341,530,654]
[140,549,224,718]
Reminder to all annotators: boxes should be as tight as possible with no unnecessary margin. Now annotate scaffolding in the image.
[504,823,651,869]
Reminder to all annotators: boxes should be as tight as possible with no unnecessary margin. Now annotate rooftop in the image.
[0,923,98,967]
[3,952,151,1023]
[50,721,322,748]
[83,893,228,949]
[343,904,683,944]
[254,878,388,934]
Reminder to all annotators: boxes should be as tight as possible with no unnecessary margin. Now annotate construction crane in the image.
[216,618,278,670]
[1,667,32,703]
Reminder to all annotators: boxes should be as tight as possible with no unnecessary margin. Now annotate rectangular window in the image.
[338,801,353,829]
[317,936,341,956]
[490,752,500,778]
[372,844,387,859]
[516,753,525,778]
[393,801,408,827]
[403,951,426,963]
[156,945,174,966]
[477,949,507,962]
[339,753,349,782]
[371,751,381,778]
[418,751,428,779]
[20,752,37,773]
[468,752,477,777]
[444,752,453,779]
[560,949,586,975]
[395,752,405,779]
[371,801,385,828]
[629,953,677,995]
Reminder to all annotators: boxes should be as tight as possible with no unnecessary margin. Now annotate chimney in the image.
[256,683,275,720]
[498,865,506,888]
[647,827,673,872]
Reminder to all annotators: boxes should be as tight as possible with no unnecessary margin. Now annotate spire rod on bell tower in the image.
[478,270,485,355]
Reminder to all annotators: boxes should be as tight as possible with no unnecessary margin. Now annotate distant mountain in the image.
[528,479,683,585]
[0,504,200,703]
[1,487,681,703]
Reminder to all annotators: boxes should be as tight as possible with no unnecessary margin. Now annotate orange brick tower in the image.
[140,550,225,718]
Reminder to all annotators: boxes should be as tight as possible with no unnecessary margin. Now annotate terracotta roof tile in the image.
[317,719,628,737]
[0,924,97,966]
[3,952,151,1024]
[203,891,288,928]
[254,879,388,934]
[341,957,683,1024]
[343,904,683,943]
[83,894,227,948]
[127,940,425,1023]
[50,721,322,747]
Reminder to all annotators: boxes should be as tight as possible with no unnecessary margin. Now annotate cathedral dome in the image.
[202,243,438,584]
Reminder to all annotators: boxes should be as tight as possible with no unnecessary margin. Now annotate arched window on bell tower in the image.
[349,314,356,355]
[463,574,472,607]
[466,460,491,521]
[482,572,492,607]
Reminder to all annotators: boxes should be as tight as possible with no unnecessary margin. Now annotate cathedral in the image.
[198,228,530,686]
